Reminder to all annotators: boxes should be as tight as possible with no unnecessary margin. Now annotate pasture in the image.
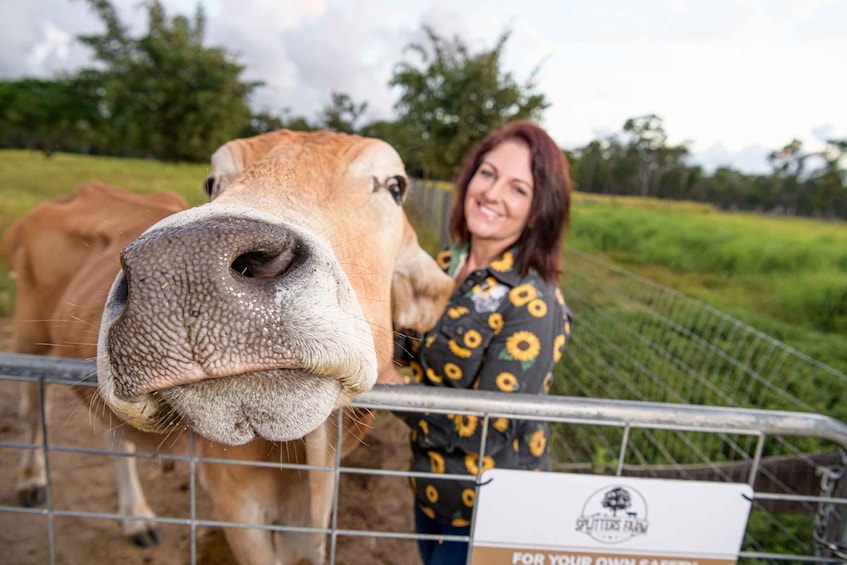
[566,193,847,376]
[2,149,846,561]
[0,151,210,320]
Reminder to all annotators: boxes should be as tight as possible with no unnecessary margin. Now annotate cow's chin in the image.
[101,371,342,445]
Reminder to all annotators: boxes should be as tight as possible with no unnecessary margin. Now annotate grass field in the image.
[564,195,847,376]
[0,150,210,227]
[569,195,847,333]
[0,150,211,318]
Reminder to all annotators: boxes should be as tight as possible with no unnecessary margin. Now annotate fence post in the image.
[819,452,847,559]
[421,179,432,222]
[440,189,452,248]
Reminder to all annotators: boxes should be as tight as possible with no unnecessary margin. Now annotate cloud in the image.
[812,125,836,143]
[691,143,772,175]
[0,0,843,174]
[0,0,96,78]
[207,0,420,121]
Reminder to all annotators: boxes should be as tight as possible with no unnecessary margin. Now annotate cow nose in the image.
[120,217,305,289]
[231,247,296,279]
[104,217,310,398]
[112,216,307,334]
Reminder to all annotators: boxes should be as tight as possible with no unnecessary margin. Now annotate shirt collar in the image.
[447,243,523,286]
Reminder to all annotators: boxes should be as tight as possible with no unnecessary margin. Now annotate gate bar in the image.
[3,352,847,450]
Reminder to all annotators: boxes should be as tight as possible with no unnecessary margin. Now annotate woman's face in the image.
[464,138,534,251]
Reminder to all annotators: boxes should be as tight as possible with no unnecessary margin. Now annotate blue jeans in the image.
[413,504,471,565]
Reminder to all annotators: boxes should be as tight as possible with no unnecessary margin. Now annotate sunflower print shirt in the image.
[394,244,572,526]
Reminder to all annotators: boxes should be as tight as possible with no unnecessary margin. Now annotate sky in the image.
[1,0,845,174]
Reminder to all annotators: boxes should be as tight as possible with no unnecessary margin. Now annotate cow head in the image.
[97,130,452,445]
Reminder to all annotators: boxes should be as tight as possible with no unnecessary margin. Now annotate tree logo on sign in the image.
[574,485,649,543]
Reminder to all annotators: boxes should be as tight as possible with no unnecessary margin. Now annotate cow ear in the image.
[206,143,246,201]
[391,217,453,332]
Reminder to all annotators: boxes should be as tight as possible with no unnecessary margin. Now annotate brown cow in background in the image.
[2,183,189,545]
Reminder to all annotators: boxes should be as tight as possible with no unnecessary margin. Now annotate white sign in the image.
[471,470,752,565]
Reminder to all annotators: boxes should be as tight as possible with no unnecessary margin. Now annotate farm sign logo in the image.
[575,485,649,543]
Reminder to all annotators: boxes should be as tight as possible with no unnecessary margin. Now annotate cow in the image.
[2,182,191,545]
[5,130,453,564]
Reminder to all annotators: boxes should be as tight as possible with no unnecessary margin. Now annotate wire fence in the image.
[551,251,847,563]
[2,354,847,564]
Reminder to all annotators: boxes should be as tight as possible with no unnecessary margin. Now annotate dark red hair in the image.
[448,120,572,283]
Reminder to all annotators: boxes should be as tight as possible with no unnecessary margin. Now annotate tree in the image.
[624,114,678,198]
[601,487,631,516]
[0,74,105,155]
[768,138,808,179]
[239,108,318,138]
[573,139,616,194]
[811,138,847,216]
[321,91,368,134]
[390,26,548,180]
[768,139,812,215]
[575,115,690,199]
[78,0,259,161]
[239,111,286,138]
[359,119,425,177]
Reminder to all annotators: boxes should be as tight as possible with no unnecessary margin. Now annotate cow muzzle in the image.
[96,207,377,445]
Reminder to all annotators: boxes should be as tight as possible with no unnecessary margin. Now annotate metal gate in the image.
[2,353,847,564]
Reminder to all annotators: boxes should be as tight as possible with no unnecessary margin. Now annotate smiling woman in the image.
[392,120,574,565]
[461,138,534,255]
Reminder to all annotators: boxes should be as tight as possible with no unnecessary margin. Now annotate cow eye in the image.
[387,176,407,205]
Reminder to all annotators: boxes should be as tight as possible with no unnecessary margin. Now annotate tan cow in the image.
[2,183,190,545]
[6,130,452,564]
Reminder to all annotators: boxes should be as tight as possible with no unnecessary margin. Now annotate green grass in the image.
[569,199,847,276]
[567,199,847,340]
[0,150,210,227]
[0,150,211,317]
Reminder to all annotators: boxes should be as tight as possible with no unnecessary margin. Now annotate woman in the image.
[394,120,573,565]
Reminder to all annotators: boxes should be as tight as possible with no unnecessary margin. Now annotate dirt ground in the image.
[0,323,423,565]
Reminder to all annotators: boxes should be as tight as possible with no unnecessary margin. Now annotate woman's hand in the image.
[378,366,409,385]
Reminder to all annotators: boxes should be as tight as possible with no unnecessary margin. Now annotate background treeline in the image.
[1,0,845,219]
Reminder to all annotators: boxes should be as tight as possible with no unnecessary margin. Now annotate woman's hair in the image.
[448,120,572,283]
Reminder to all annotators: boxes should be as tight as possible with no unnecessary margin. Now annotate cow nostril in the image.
[231,248,296,279]
[113,271,129,306]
